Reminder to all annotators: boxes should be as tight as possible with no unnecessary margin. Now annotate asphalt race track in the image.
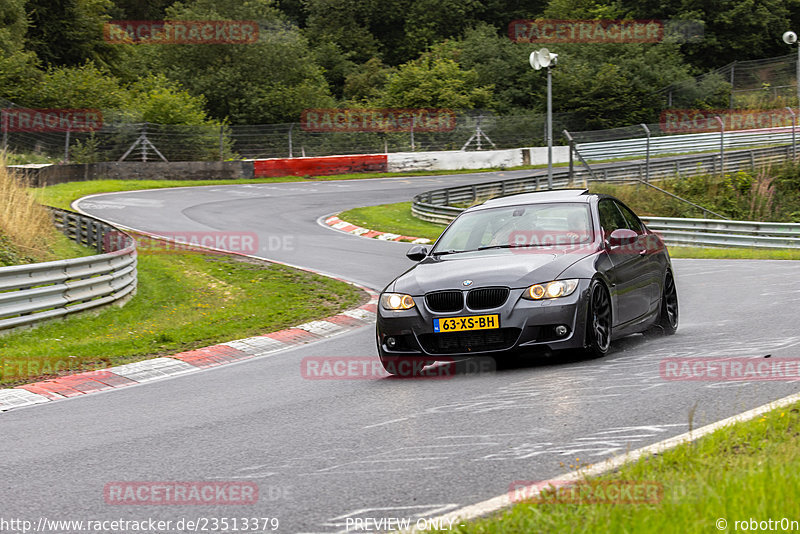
[3,171,800,533]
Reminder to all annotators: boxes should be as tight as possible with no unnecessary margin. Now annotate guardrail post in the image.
[444,189,449,205]
[219,124,225,161]
[714,115,725,177]
[471,185,477,201]
[64,126,71,163]
[639,123,651,182]
[563,130,575,183]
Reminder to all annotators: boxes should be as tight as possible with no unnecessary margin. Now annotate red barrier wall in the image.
[253,154,388,177]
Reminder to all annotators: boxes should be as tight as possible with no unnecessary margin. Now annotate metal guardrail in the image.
[411,143,800,249]
[577,127,797,160]
[0,209,137,332]
[639,217,800,249]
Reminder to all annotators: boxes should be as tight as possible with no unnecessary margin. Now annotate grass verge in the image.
[0,251,364,387]
[449,400,800,533]
[338,202,447,240]
[335,202,800,260]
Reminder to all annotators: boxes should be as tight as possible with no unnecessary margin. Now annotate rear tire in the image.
[584,280,612,358]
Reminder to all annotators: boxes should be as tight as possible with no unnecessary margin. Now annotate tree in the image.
[145,0,335,123]
[303,0,391,63]
[377,53,494,109]
[0,0,42,101]
[25,62,130,111]
[343,57,391,104]
[24,0,127,73]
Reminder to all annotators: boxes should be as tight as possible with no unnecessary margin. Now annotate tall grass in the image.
[0,154,57,263]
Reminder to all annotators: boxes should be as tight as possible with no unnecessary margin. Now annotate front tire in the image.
[657,270,679,335]
[584,280,612,358]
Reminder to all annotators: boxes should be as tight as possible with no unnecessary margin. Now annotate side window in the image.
[598,199,627,237]
[615,202,644,235]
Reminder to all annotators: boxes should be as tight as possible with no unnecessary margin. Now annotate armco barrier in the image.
[638,217,800,249]
[0,208,137,332]
[577,126,798,161]
[253,154,387,177]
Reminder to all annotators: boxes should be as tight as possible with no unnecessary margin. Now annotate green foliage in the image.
[0,0,28,55]
[25,62,130,110]
[2,0,799,132]
[377,54,495,110]
[617,0,800,72]
[69,132,102,163]
[342,57,391,103]
[144,0,335,124]
[127,75,211,125]
[24,0,130,75]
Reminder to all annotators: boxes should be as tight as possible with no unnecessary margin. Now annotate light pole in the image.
[783,31,799,107]
[530,48,558,189]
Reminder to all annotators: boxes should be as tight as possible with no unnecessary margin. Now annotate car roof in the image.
[469,189,592,211]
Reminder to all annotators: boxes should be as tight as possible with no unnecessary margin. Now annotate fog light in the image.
[555,325,568,337]
[386,336,397,349]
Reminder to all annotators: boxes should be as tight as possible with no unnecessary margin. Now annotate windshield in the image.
[432,202,593,254]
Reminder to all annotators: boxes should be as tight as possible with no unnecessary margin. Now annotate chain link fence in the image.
[660,53,799,109]
[1,101,576,163]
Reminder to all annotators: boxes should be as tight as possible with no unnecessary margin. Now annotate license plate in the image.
[433,314,500,333]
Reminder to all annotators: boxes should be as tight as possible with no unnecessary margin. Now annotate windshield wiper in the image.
[477,244,550,251]
[432,249,467,256]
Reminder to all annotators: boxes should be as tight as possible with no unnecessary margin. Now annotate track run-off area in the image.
[3,169,800,533]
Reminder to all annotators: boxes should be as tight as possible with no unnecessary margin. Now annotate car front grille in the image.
[467,287,509,310]
[425,290,463,312]
[418,328,521,355]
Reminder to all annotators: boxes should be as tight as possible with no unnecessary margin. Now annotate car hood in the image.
[390,247,596,295]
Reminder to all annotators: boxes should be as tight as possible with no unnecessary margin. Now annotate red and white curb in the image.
[324,215,431,244]
[0,292,379,413]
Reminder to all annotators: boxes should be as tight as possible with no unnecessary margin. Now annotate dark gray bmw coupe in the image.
[376,189,678,374]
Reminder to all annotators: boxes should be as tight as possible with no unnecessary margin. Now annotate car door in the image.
[615,201,662,310]
[597,199,650,325]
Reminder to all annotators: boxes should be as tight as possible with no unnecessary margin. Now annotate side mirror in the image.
[608,228,638,247]
[406,245,429,261]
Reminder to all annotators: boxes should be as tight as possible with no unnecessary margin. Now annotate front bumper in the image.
[376,280,591,359]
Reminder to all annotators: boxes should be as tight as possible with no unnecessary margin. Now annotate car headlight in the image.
[523,279,579,300]
[380,293,416,310]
